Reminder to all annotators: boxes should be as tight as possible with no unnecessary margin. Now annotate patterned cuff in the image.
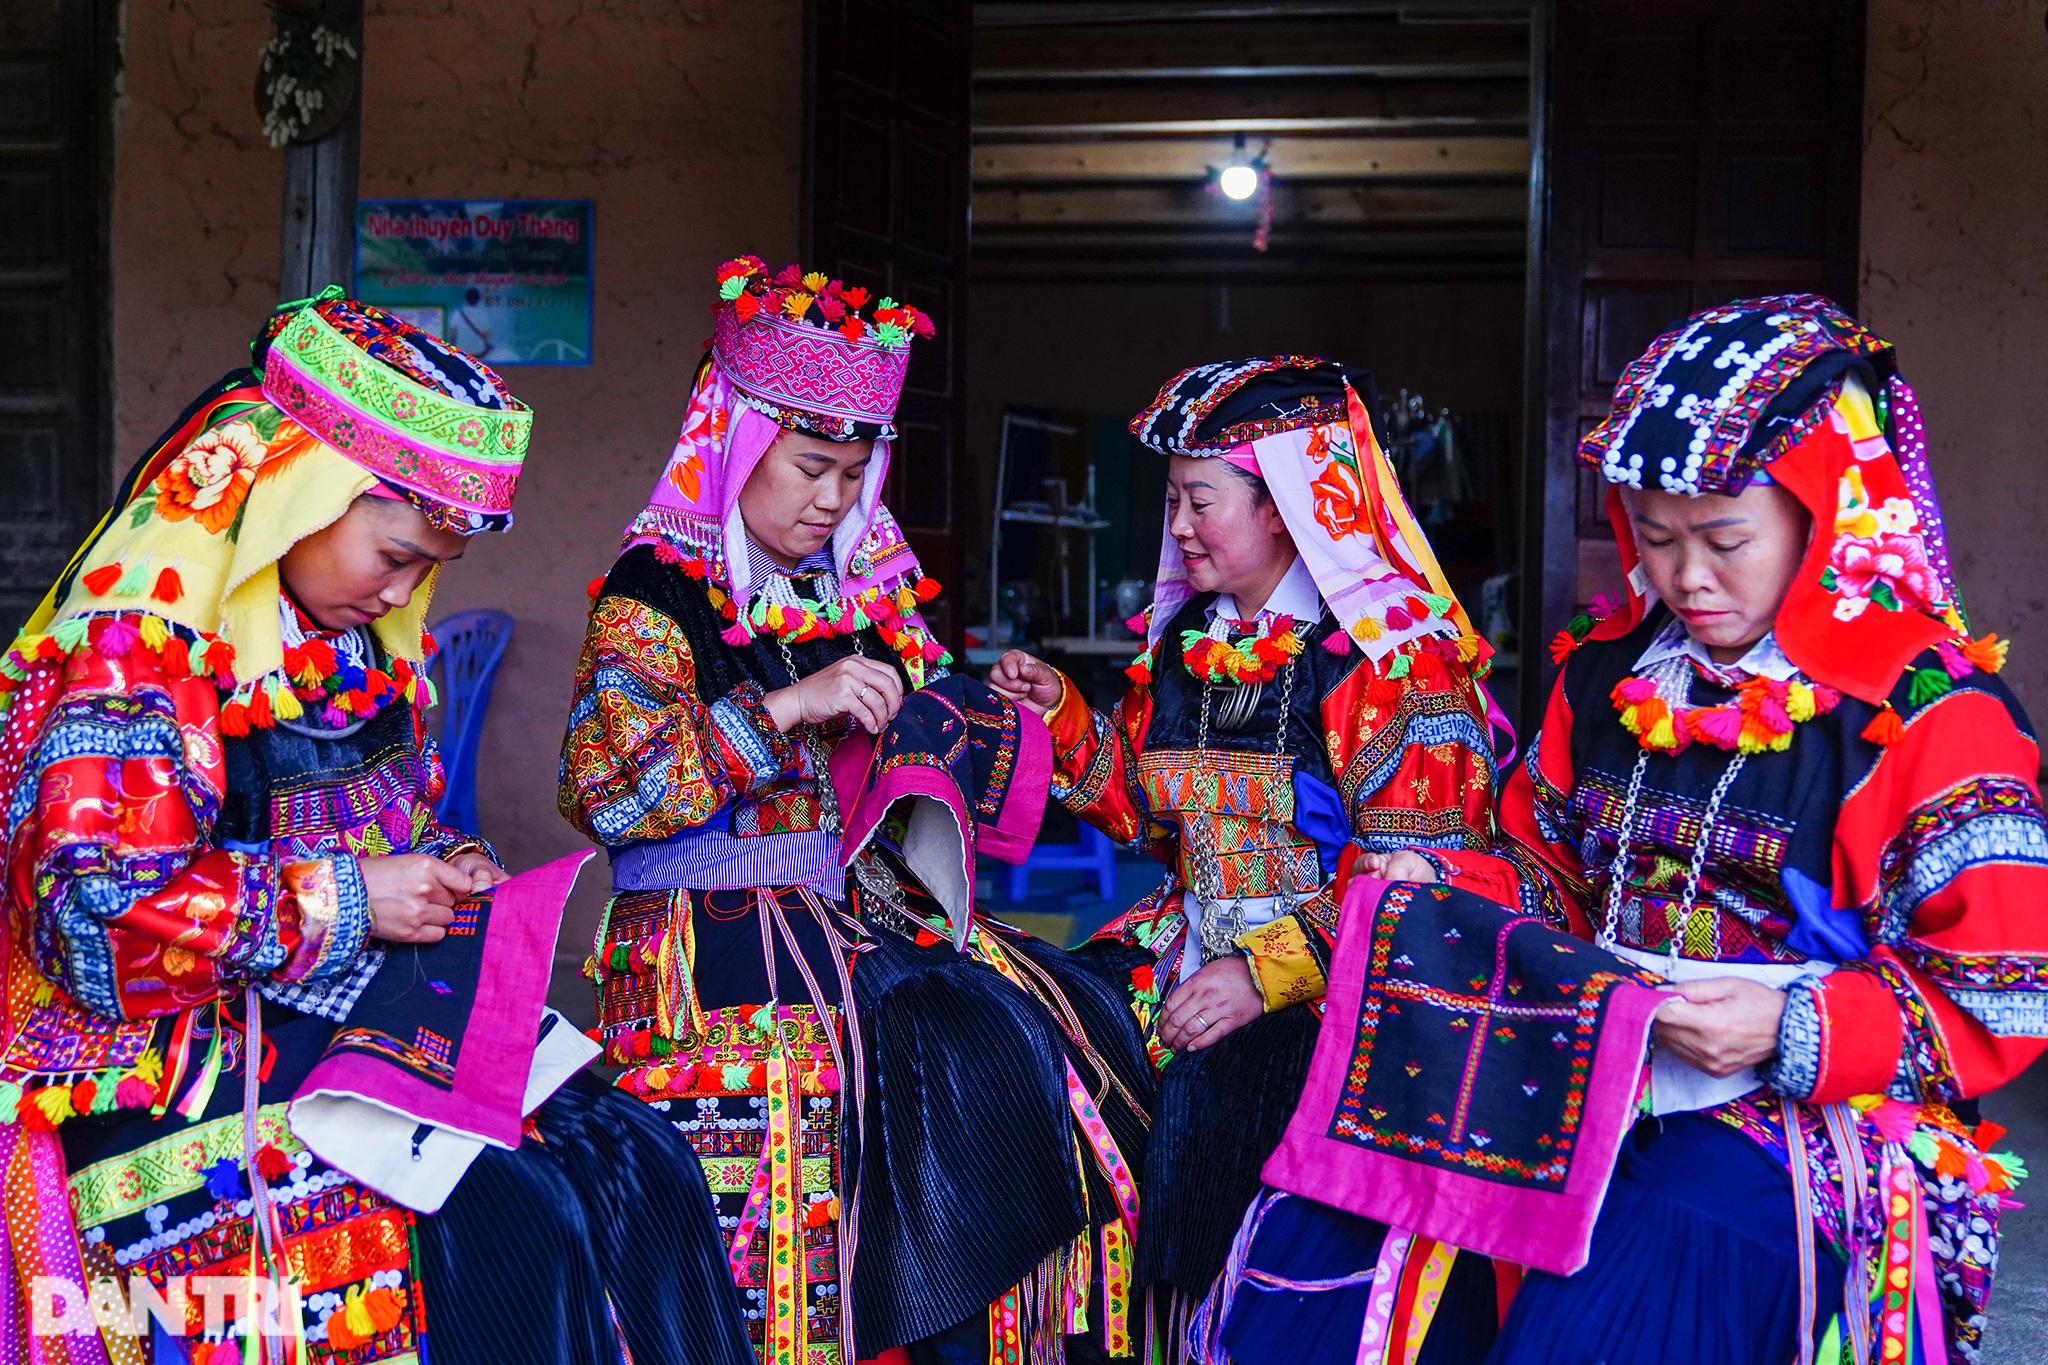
[708,682,802,795]
[1763,976,1822,1100]
[276,855,372,986]
[1235,915,1328,1010]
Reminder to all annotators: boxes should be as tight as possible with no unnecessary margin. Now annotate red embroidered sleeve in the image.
[1789,687,2048,1104]
[9,648,370,1022]
[1045,669,1165,857]
[557,596,803,846]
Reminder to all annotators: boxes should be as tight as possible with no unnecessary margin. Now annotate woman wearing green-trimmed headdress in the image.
[0,291,750,1365]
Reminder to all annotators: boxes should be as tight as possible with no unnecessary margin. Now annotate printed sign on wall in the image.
[354,199,593,366]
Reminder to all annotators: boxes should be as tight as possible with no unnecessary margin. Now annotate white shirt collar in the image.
[1633,614,1799,682]
[1210,556,1321,626]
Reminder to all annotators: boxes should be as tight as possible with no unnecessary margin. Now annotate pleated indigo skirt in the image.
[1485,1111,1845,1365]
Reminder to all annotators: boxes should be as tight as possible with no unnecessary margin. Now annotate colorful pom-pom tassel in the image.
[1908,667,1952,707]
[112,556,150,598]
[219,701,250,737]
[160,636,190,676]
[151,564,184,605]
[1961,632,2008,674]
[720,621,752,646]
[586,574,606,602]
[1383,606,1413,632]
[1385,650,1413,680]
[1322,631,1351,656]
[1861,701,1905,746]
[81,563,122,597]
[96,617,140,660]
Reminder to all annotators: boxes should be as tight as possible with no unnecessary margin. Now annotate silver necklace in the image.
[1190,654,1301,964]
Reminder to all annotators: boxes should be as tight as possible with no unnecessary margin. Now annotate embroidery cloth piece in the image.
[829,675,1053,949]
[1263,877,1665,1275]
[288,852,598,1210]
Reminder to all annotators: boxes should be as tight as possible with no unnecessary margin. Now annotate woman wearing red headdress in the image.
[991,358,1510,1360]
[560,259,1154,1365]
[1366,296,2046,1363]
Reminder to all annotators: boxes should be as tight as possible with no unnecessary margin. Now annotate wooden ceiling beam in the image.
[972,181,1527,225]
[974,78,1526,132]
[973,135,1529,181]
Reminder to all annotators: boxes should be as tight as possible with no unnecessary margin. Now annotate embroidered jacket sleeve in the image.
[1767,680,2048,1105]
[1044,669,1169,859]
[558,594,806,846]
[1237,651,1501,1011]
[1428,672,1598,936]
[8,649,371,1023]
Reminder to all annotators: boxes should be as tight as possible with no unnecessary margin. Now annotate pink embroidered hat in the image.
[620,258,939,651]
[707,256,929,441]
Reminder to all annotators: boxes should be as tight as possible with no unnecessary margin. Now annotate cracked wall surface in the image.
[113,0,804,1017]
[1861,0,2048,712]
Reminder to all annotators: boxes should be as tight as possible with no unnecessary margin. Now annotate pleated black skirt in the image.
[414,1069,753,1365]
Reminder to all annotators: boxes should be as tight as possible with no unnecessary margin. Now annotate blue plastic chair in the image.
[428,609,513,836]
[1007,824,1119,903]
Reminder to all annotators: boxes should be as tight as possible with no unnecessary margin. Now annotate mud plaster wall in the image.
[1861,1,2048,712]
[112,1,805,1019]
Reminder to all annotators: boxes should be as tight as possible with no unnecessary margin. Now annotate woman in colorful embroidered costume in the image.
[1397,296,2044,1363]
[990,358,1506,1359]
[559,259,1153,1365]
[0,291,749,1365]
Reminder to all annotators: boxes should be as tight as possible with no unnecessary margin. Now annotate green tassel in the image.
[1907,1129,1941,1167]
[89,1070,120,1115]
[113,555,151,597]
[650,1033,675,1057]
[0,1081,21,1125]
[608,942,630,973]
[1908,667,1952,707]
[1418,591,1455,618]
[749,1002,775,1033]
[721,1062,754,1090]
[850,607,871,630]
[51,616,90,654]
[750,599,770,625]
[1386,651,1413,680]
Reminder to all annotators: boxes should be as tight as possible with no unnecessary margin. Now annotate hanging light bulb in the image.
[1218,163,1261,201]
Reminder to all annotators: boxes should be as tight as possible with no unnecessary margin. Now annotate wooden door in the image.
[805,0,973,645]
[0,0,112,634]
[1520,0,1864,728]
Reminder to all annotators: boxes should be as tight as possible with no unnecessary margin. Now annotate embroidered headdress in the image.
[0,291,535,731]
[620,258,947,682]
[1127,356,1483,671]
[1572,294,1999,709]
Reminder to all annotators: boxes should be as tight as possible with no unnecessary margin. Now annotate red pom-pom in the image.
[69,1079,97,1113]
[219,702,250,737]
[244,686,272,729]
[914,576,940,602]
[255,1143,294,1182]
[17,1092,55,1132]
[732,292,760,322]
[152,567,185,605]
[1861,703,1906,746]
[160,637,190,675]
[586,575,606,602]
[81,563,122,596]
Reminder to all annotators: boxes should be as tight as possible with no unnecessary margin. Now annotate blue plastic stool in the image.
[1007,824,1119,903]
[428,609,513,836]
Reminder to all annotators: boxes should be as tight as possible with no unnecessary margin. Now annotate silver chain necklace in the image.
[774,633,864,838]
[1190,652,1301,964]
[1594,669,1751,973]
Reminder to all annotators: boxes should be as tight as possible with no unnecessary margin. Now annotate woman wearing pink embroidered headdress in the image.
[559,258,1154,1365]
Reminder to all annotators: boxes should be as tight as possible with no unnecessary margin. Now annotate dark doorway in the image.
[1523,0,1866,726]
[805,0,975,645]
[0,1,114,634]
[963,1,1533,708]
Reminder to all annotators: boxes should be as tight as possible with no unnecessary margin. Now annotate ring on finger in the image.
[1194,1012,1209,1032]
